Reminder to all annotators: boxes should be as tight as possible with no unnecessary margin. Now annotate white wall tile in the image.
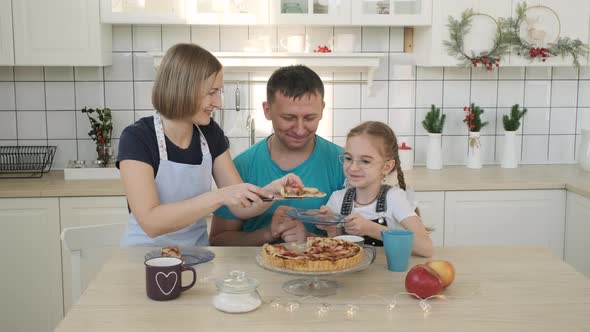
[523,108,550,134]
[219,108,248,137]
[76,111,92,139]
[552,67,578,79]
[332,27,361,53]
[551,81,577,107]
[497,81,524,107]
[442,108,467,135]
[47,139,77,169]
[549,135,575,162]
[444,67,470,80]
[578,108,590,132]
[362,54,388,80]
[389,81,415,108]
[0,82,15,110]
[550,108,577,134]
[46,111,76,139]
[362,81,388,108]
[111,110,135,139]
[333,109,361,136]
[521,135,548,163]
[495,133,522,163]
[75,82,105,109]
[442,135,467,165]
[413,135,428,165]
[577,81,590,107]
[361,27,389,52]
[0,111,17,139]
[307,27,332,52]
[134,110,155,121]
[133,26,162,52]
[525,67,551,79]
[105,82,134,109]
[388,108,415,136]
[248,26,277,52]
[389,64,415,80]
[0,67,14,81]
[524,81,551,107]
[480,107,497,135]
[332,136,346,148]
[45,82,75,110]
[133,82,154,110]
[417,67,443,80]
[15,83,45,110]
[105,52,133,81]
[472,67,498,80]
[220,27,249,52]
[14,67,43,81]
[316,107,333,138]
[360,108,388,122]
[223,82,249,111]
[579,67,590,79]
[44,67,73,81]
[17,111,46,139]
[443,81,469,107]
[77,139,97,161]
[389,27,404,52]
[414,108,430,135]
[471,81,497,108]
[75,67,104,81]
[191,26,220,51]
[333,83,361,109]
[498,67,524,80]
[252,107,273,137]
[162,26,191,51]
[416,81,442,107]
[133,53,157,81]
[228,137,250,158]
[112,25,133,52]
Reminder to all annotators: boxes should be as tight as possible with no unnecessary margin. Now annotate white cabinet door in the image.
[414,191,444,246]
[59,196,128,313]
[351,0,432,26]
[188,0,270,25]
[507,0,590,67]
[12,0,111,66]
[0,198,62,332]
[564,191,590,277]
[270,0,351,25]
[0,0,14,65]
[444,190,566,258]
[413,0,513,67]
[100,0,188,24]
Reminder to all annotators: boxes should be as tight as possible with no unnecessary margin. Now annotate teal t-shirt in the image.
[214,135,346,234]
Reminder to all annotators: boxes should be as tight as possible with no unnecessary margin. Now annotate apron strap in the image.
[153,113,168,161]
[375,184,391,213]
[340,188,356,215]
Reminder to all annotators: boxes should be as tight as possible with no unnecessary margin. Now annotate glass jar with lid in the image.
[213,270,262,313]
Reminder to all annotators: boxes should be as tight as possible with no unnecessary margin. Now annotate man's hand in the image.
[270,206,307,243]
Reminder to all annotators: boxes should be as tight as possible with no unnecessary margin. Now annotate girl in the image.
[319,121,433,257]
[117,43,302,247]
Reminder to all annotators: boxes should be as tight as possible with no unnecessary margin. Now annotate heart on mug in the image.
[155,271,178,295]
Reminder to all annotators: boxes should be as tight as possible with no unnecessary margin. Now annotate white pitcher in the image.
[580,128,590,172]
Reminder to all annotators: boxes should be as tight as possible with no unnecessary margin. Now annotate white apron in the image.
[121,113,211,246]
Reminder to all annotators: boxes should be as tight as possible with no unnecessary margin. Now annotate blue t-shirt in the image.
[214,135,346,234]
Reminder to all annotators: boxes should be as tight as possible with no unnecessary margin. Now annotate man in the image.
[210,65,346,246]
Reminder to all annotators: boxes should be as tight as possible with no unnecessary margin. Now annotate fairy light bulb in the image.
[285,301,300,312]
[345,304,359,319]
[316,303,329,318]
[419,300,432,313]
[387,301,397,311]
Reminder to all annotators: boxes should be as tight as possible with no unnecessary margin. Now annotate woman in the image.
[117,43,301,246]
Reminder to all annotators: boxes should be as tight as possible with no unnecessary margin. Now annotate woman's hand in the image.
[218,183,272,210]
[263,173,304,194]
[270,206,307,243]
[342,213,372,237]
[315,205,343,237]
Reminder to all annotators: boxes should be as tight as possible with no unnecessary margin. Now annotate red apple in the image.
[405,264,444,299]
[426,260,455,288]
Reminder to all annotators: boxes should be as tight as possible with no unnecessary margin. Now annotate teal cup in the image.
[381,229,414,272]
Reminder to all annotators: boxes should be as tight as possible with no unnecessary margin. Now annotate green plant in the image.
[502,104,527,131]
[81,107,112,145]
[463,103,488,132]
[422,105,446,134]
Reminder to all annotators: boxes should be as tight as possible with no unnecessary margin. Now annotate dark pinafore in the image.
[340,185,391,246]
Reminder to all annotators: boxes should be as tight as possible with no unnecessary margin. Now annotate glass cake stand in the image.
[255,245,375,297]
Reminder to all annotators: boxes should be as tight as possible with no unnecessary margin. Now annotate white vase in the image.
[501,131,518,168]
[580,128,590,172]
[467,131,482,169]
[426,133,442,170]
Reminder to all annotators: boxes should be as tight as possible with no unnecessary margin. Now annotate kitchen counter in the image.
[0,164,589,198]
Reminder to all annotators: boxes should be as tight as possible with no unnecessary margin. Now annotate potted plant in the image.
[501,104,527,168]
[81,107,113,167]
[463,103,488,169]
[422,105,446,170]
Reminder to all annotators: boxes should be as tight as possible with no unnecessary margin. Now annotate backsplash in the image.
[1,25,589,169]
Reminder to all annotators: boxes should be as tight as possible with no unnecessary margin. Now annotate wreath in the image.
[500,3,589,68]
[443,9,511,71]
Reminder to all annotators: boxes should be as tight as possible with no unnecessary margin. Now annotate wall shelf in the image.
[150,52,387,91]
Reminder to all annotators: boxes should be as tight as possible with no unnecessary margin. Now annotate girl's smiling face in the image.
[343,134,394,189]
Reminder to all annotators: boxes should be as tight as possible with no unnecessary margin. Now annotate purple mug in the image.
[145,257,196,301]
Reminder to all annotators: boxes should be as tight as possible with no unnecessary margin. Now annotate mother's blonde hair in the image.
[152,43,222,119]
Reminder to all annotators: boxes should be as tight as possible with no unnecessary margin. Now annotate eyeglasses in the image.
[338,154,387,170]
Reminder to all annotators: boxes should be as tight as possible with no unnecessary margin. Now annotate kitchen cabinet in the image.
[188,0,270,25]
[507,0,590,67]
[564,191,590,277]
[0,0,14,65]
[444,190,566,258]
[100,0,188,24]
[12,0,111,66]
[413,0,513,67]
[59,196,128,313]
[270,0,351,25]
[351,0,432,26]
[0,198,62,332]
[414,191,444,246]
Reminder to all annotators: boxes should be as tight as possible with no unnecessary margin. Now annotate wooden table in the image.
[55,246,590,332]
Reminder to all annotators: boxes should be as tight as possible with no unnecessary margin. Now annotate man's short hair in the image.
[266,65,324,104]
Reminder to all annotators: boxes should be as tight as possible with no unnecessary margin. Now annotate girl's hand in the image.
[342,213,372,237]
[315,206,343,237]
[264,173,304,194]
[219,183,271,210]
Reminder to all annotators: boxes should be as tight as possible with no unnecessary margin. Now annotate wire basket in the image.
[0,146,57,178]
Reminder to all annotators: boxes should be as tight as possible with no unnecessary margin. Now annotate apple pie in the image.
[280,186,327,198]
[261,237,364,271]
[160,246,181,259]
